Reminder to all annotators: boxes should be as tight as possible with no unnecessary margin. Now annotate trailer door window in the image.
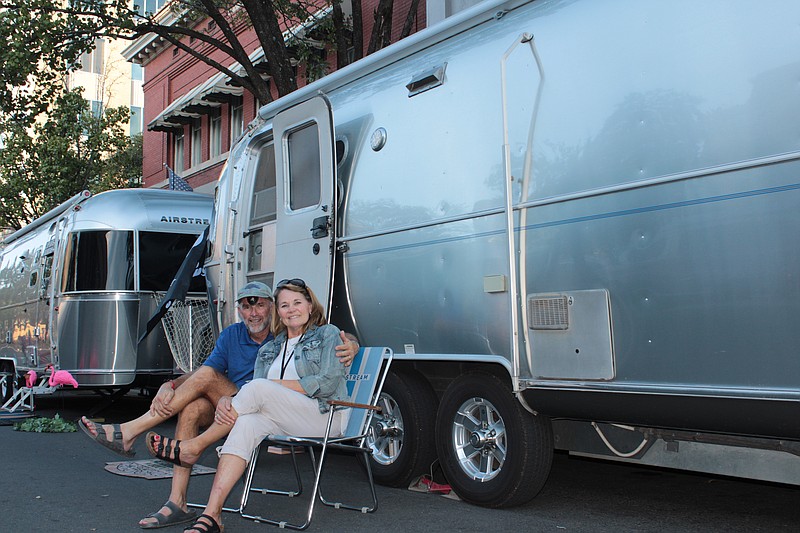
[251,143,276,225]
[287,123,320,210]
[139,231,206,292]
[61,231,134,292]
[244,140,277,287]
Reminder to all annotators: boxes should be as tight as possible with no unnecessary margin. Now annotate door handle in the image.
[311,216,330,239]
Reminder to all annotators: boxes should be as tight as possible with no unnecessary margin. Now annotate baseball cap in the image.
[236,281,273,301]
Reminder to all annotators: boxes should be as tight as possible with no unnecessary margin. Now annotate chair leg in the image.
[317,448,378,513]
[240,412,338,530]
[244,445,304,501]
[189,445,304,514]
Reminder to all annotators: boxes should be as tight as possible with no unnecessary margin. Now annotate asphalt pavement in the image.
[1,389,798,532]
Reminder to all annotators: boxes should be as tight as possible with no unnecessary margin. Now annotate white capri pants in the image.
[221,378,345,462]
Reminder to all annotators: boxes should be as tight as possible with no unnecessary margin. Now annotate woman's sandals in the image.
[184,514,223,533]
[146,431,189,467]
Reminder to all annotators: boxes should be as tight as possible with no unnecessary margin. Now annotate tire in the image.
[436,372,554,508]
[1,370,16,403]
[366,369,438,487]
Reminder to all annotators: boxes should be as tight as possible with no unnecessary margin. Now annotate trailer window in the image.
[286,123,320,210]
[43,254,53,280]
[251,143,276,225]
[246,141,277,276]
[139,231,206,292]
[62,231,134,292]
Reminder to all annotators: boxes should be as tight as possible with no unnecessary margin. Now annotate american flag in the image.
[166,165,193,192]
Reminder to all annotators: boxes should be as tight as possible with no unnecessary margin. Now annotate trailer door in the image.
[272,96,336,308]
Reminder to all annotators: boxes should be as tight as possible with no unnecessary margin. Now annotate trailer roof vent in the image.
[406,63,447,97]
[528,294,569,330]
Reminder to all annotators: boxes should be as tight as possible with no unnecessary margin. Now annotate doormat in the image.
[105,459,216,480]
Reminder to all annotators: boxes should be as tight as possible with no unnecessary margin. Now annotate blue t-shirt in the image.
[203,321,273,388]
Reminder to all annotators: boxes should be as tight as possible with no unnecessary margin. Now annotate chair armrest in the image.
[328,399,382,412]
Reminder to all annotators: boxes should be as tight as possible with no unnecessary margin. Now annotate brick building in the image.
[121,0,471,194]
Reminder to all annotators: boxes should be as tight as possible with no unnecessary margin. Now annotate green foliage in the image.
[0,1,135,119]
[0,0,414,109]
[13,413,78,433]
[0,89,142,230]
[0,0,416,228]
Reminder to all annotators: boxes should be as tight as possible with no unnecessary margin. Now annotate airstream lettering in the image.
[205,0,800,507]
[159,216,211,225]
[0,189,213,403]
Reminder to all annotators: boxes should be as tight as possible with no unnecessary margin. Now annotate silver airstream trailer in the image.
[204,0,800,508]
[0,188,213,402]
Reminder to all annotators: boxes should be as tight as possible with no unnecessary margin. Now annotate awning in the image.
[148,69,246,131]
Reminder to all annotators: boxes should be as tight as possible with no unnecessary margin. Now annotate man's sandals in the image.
[79,417,135,458]
[140,501,197,529]
[146,431,191,467]
[184,514,223,533]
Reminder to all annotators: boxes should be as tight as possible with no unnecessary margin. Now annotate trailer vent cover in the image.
[406,63,447,97]
[528,295,569,330]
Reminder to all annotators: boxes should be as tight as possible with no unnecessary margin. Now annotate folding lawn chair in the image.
[239,346,393,530]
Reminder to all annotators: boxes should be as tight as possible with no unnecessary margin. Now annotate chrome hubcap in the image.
[368,393,404,466]
[452,397,506,482]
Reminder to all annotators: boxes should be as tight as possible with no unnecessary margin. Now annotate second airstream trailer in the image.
[0,188,213,402]
[203,0,800,508]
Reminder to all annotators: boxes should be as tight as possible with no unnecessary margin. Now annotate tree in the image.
[0,89,142,230]
[0,0,423,108]
[0,0,420,228]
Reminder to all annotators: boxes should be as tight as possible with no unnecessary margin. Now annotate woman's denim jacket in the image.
[252,323,347,414]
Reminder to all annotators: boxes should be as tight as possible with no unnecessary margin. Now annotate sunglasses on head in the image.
[276,278,307,289]
[238,296,269,306]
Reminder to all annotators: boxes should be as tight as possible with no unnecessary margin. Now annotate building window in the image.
[131,63,143,81]
[209,110,222,158]
[138,0,168,16]
[174,132,184,174]
[80,38,104,74]
[130,106,143,136]
[90,100,103,118]
[190,119,202,167]
[230,99,243,145]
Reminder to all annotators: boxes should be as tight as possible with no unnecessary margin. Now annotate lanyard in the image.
[279,333,304,379]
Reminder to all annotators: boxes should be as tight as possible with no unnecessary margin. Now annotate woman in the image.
[145,279,349,533]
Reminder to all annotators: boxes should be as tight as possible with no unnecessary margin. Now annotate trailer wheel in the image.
[436,372,553,508]
[366,369,438,487]
[1,370,16,403]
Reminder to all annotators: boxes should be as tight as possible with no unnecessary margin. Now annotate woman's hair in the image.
[271,281,327,336]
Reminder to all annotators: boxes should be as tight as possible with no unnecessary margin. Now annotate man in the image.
[79,281,358,529]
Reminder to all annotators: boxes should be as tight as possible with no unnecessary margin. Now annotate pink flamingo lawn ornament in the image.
[45,364,79,388]
[25,370,37,388]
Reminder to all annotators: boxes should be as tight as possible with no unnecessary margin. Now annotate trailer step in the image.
[0,375,57,414]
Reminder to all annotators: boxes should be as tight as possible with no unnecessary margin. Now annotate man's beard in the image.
[247,320,267,335]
